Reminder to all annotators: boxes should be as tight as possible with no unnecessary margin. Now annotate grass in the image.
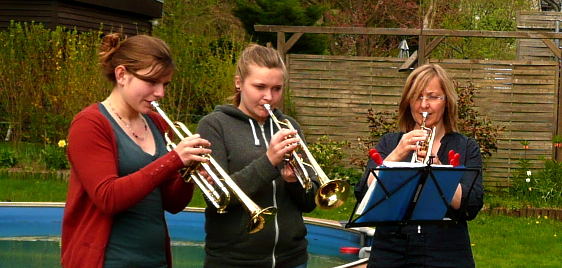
[0,171,68,202]
[2,171,562,267]
[470,213,562,268]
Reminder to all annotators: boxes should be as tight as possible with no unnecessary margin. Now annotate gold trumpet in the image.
[263,104,350,210]
[411,111,436,165]
[151,101,277,234]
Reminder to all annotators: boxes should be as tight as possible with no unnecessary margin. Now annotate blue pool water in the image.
[0,203,366,268]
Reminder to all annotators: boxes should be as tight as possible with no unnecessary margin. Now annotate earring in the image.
[236,87,241,91]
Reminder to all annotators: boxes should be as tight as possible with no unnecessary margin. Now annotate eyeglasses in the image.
[415,95,445,103]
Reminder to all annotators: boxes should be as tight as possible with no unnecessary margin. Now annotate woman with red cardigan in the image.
[61,33,211,268]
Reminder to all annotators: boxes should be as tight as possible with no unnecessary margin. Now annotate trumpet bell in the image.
[263,103,349,210]
[315,179,350,209]
[247,206,278,234]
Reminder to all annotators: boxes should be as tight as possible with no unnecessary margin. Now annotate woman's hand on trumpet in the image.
[198,168,214,185]
[173,134,212,166]
[414,148,443,164]
[384,130,427,162]
[280,162,298,183]
[267,129,299,167]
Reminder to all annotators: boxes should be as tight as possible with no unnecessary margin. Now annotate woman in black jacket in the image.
[355,64,484,268]
[197,44,319,268]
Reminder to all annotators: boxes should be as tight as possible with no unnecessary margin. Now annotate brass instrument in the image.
[411,111,436,165]
[263,104,350,210]
[151,101,277,234]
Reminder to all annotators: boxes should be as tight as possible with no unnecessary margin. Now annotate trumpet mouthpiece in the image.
[264,104,271,110]
[422,111,428,118]
[151,101,159,108]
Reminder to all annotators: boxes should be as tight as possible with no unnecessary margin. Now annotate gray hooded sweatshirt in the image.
[196,104,319,268]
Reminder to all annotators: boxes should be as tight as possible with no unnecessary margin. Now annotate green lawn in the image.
[0,171,68,202]
[2,171,562,267]
[470,213,561,268]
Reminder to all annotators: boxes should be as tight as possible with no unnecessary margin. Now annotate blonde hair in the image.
[99,33,175,84]
[231,44,287,106]
[397,64,458,133]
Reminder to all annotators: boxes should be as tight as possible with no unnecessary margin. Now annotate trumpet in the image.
[263,104,350,210]
[151,101,277,234]
[411,111,436,165]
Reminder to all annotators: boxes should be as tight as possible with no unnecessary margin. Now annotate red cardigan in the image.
[61,103,194,268]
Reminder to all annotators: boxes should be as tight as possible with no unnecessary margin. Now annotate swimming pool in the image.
[0,202,369,268]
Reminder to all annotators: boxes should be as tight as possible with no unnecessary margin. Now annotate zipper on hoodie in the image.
[259,122,279,268]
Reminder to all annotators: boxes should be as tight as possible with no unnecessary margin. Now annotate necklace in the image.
[106,99,148,140]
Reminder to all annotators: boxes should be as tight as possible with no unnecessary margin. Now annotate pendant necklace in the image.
[106,99,148,140]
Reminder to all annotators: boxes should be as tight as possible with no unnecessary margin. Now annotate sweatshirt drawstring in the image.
[249,117,276,146]
[270,118,274,138]
[249,119,260,146]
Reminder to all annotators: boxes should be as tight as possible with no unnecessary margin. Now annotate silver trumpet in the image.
[151,101,277,234]
[264,104,350,210]
[411,111,436,165]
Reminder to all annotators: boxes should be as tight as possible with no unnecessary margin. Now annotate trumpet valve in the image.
[283,152,293,162]
[418,134,430,152]
[179,161,201,179]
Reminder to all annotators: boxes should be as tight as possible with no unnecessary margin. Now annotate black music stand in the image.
[345,162,481,228]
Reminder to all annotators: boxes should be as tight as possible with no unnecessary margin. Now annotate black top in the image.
[101,104,168,268]
[355,131,484,268]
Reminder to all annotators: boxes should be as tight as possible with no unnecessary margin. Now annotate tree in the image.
[232,0,329,54]
[323,0,421,57]
[543,0,561,11]
[433,0,537,60]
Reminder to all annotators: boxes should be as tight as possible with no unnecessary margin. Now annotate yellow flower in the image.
[536,221,540,224]
[471,244,475,247]
[58,140,67,148]
[544,216,548,219]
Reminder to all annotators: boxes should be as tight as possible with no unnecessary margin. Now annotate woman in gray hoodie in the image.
[196,44,319,268]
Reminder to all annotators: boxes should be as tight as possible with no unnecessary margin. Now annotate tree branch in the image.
[544,0,561,12]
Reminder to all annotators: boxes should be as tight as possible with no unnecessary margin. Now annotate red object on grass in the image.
[340,247,360,254]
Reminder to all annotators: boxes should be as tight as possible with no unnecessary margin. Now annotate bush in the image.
[2,10,246,143]
[0,148,18,168]
[0,22,106,143]
[41,140,69,170]
[152,0,246,123]
[511,157,562,208]
[308,135,362,185]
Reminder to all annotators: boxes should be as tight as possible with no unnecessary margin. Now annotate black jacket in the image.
[355,132,484,268]
[197,104,319,268]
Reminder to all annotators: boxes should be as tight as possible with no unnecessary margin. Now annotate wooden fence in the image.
[256,11,562,188]
[287,55,558,187]
[517,11,562,61]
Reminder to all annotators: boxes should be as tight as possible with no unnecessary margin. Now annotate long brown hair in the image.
[99,33,175,84]
[397,64,458,133]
